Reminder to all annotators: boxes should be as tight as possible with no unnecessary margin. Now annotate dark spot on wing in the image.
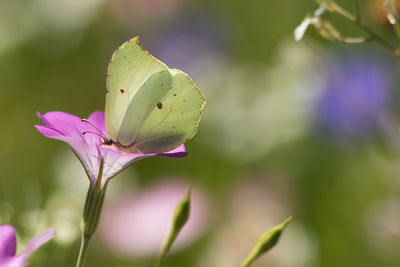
[173,93,177,96]
[172,126,176,128]
[181,112,184,115]
[183,99,186,102]
[120,89,125,93]
[161,83,164,86]
[157,102,163,109]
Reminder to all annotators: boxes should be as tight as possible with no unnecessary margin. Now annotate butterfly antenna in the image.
[82,131,106,138]
[81,119,107,138]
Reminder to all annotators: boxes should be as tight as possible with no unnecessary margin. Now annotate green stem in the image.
[156,230,177,267]
[156,252,166,267]
[76,235,91,267]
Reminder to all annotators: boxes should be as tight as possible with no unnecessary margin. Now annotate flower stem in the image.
[156,251,166,267]
[75,158,107,267]
[76,234,91,267]
[156,232,176,267]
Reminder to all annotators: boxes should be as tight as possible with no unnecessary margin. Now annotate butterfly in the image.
[95,37,207,154]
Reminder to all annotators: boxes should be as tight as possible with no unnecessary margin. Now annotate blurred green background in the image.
[2,0,400,266]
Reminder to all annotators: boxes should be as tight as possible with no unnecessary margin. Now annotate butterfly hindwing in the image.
[117,70,173,146]
[119,69,206,153]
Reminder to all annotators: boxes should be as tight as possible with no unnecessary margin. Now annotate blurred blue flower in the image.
[315,55,391,141]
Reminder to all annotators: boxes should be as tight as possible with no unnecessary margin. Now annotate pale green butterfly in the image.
[101,37,207,154]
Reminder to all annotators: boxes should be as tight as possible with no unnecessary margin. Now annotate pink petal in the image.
[160,144,187,158]
[19,229,55,257]
[36,111,105,184]
[0,225,16,261]
[87,111,107,134]
[99,147,154,187]
[34,125,64,138]
[36,111,103,145]
[5,230,55,267]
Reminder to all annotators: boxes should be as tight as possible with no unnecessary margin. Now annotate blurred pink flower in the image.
[98,180,209,258]
[35,111,186,187]
[0,225,55,267]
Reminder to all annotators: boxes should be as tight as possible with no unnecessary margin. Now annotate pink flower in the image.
[35,111,187,188]
[0,225,55,267]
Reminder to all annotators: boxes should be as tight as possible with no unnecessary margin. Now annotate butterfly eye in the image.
[157,102,163,109]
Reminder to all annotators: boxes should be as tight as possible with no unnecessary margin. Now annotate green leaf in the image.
[240,217,292,267]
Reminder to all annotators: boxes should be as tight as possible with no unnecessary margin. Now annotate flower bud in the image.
[240,217,292,267]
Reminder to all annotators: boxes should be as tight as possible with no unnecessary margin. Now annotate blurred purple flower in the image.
[98,180,209,258]
[0,225,55,267]
[35,111,186,188]
[150,12,228,72]
[315,55,390,140]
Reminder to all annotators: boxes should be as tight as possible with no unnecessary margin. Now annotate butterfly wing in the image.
[119,69,207,153]
[105,37,168,141]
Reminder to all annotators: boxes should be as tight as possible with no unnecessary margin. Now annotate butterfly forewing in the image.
[105,37,168,141]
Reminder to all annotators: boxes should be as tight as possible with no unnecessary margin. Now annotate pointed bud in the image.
[171,186,191,232]
[157,186,192,266]
[240,217,292,267]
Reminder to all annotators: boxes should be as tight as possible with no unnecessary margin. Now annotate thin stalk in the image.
[387,0,400,47]
[330,1,399,57]
[76,235,91,267]
[156,231,177,267]
[156,251,166,267]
